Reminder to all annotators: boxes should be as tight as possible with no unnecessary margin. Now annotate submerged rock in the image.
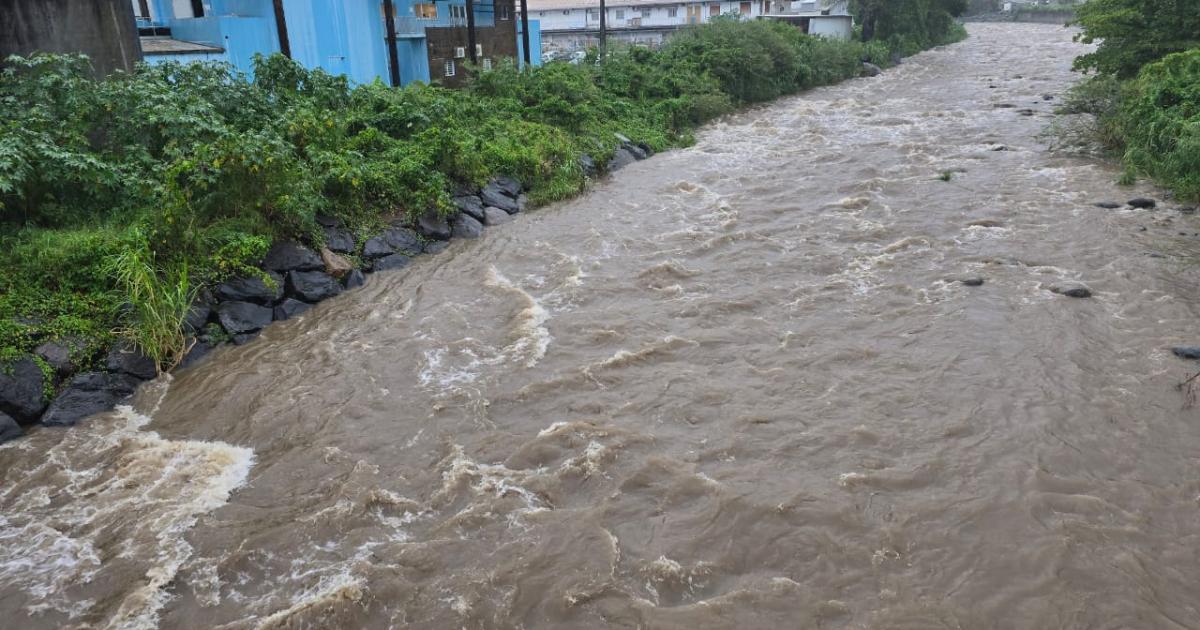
[1050,281,1093,298]
[286,270,343,303]
[0,411,21,443]
[1128,198,1157,209]
[0,357,48,424]
[178,340,215,370]
[1171,346,1200,360]
[104,343,157,380]
[423,241,449,255]
[232,332,259,346]
[217,301,274,335]
[41,372,140,427]
[1093,201,1121,209]
[862,62,882,77]
[214,272,283,305]
[273,298,312,321]
[960,276,985,286]
[417,210,453,240]
[607,147,639,172]
[484,206,513,225]
[373,254,412,272]
[345,268,366,289]
[262,241,324,273]
[452,213,484,239]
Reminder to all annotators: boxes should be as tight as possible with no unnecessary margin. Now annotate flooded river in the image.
[4,22,1200,629]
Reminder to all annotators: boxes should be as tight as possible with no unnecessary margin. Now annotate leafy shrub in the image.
[1116,49,1200,199]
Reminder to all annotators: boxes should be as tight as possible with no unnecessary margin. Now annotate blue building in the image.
[132,0,540,85]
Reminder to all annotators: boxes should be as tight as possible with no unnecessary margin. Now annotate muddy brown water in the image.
[4,23,1200,630]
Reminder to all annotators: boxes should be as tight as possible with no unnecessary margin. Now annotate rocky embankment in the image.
[0,139,656,444]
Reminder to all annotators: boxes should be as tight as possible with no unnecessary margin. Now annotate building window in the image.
[414,3,437,18]
[615,9,625,18]
[739,1,750,14]
[588,9,599,19]
[667,7,678,16]
[641,8,651,17]
[498,4,511,19]
[709,4,720,16]
[444,60,456,77]
[482,58,493,71]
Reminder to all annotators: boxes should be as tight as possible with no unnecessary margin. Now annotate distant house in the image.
[760,0,853,40]
[130,0,540,86]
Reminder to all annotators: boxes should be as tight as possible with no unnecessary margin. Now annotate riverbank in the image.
[0,17,968,441]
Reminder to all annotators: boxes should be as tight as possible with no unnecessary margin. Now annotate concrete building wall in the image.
[1,0,143,76]
[808,14,851,39]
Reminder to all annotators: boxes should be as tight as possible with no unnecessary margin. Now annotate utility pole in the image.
[465,0,478,64]
[383,0,401,86]
[519,0,531,67]
[599,0,607,59]
[272,0,292,58]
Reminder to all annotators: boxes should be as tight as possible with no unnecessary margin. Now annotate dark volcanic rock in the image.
[286,271,343,303]
[41,372,140,427]
[361,235,395,259]
[417,210,453,241]
[453,195,487,222]
[315,214,339,228]
[232,332,259,346]
[214,272,284,305]
[0,411,20,443]
[35,338,84,377]
[607,147,638,172]
[1050,281,1093,298]
[423,241,449,255]
[484,206,513,226]
[862,62,882,77]
[0,357,48,423]
[481,185,519,214]
[324,227,355,254]
[262,241,324,273]
[579,154,597,177]
[493,176,522,197]
[184,302,212,333]
[624,143,649,160]
[1171,346,1200,360]
[217,301,273,335]
[178,340,215,370]
[1128,198,1157,209]
[960,276,985,286]
[105,343,157,380]
[384,227,423,255]
[273,298,313,321]
[344,269,366,289]
[1093,201,1121,209]
[452,213,485,239]
[373,254,412,272]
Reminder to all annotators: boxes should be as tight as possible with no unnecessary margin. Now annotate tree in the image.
[849,0,968,46]
[1073,0,1200,78]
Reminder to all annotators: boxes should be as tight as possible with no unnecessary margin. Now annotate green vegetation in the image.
[0,16,966,377]
[1064,0,1200,199]
[851,0,969,55]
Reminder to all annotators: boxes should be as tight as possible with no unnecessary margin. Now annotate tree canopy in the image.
[1073,0,1200,78]
[850,0,969,48]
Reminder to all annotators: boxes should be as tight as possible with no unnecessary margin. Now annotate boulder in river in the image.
[417,210,453,241]
[0,411,21,443]
[345,268,366,289]
[178,340,215,370]
[41,372,140,427]
[862,62,882,77]
[273,298,312,322]
[1093,201,1121,209]
[1049,281,1093,298]
[960,276,985,286]
[484,206,512,225]
[481,185,519,214]
[452,213,484,239]
[1170,346,1200,360]
[1128,198,1157,209]
[232,332,259,346]
[214,272,284,305]
[0,357,48,424]
[286,270,343,303]
[217,301,274,335]
[104,342,157,380]
[607,147,639,172]
[373,254,412,272]
[423,241,449,255]
[262,241,324,273]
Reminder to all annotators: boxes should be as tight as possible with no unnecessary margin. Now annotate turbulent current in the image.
[5,23,1200,629]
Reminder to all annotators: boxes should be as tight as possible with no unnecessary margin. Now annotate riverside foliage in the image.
[0,18,964,373]
[1065,0,1200,199]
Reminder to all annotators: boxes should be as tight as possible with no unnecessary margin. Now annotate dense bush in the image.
[0,17,960,371]
[1073,0,1200,79]
[1116,50,1200,199]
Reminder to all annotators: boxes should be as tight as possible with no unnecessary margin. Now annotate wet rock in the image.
[481,185,520,214]
[286,270,343,303]
[0,411,20,444]
[262,241,324,273]
[41,372,140,427]
[232,332,259,346]
[184,302,212,334]
[323,227,355,254]
[1171,346,1200,360]
[417,210,452,241]
[1137,226,1148,232]
[104,342,157,380]
[344,268,366,289]
[315,214,339,228]
[452,213,484,239]
[607,147,638,172]
[217,301,273,335]
[214,272,284,305]
[484,206,513,226]
[384,227,423,255]
[967,219,1004,228]
[320,247,353,279]
[517,193,529,212]
[579,154,597,177]
[1179,206,1197,215]
[1016,108,1035,116]
[492,176,522,197]
[423,241,449,255]
[960,276,985,286]
[0,357,48,423]
[178,339,215,370]
[1128,198,1157,209]
[1050,281,1093,298]
[990,145,1009,151]
[993,103,1016,108]
[1042,94,1054,101]
[361,235,395,259]
[1093,201,1121,209]
[624,143,649,160]
[35,338,85,377]
[273,298,312,321]
[453,195,486,222]
[373,254,412,272]
[862,62,882,77]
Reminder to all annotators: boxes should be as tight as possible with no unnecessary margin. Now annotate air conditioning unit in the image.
[454,47,466,58]
[475,44,483,56]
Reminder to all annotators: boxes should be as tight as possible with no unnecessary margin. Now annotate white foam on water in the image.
[485,266,552,368]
